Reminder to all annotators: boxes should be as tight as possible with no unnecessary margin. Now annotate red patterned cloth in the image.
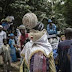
[30,52,49,72]
[20,34,28,50]
[43,56,46,72]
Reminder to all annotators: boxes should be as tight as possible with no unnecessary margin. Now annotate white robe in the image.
[21,32,52,67]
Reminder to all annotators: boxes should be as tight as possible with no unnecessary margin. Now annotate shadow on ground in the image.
[0,61,20,72]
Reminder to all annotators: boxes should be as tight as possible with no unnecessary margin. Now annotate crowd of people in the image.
[0,13,72,72]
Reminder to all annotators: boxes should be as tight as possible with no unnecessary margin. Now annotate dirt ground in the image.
[0,62,20,72]
[0,56,20,72]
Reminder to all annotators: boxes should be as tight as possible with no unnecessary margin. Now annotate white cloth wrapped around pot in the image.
[22,13,38,29]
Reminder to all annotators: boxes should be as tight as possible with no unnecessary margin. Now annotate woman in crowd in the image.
[20,13,56,72]
[18,25,28,51]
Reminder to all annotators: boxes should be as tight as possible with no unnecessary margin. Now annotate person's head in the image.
[3,39,7,45]
[18,25,26,35]
[0,25,3,32]
[10,33,14,39]
[20,29,26,35]
[65,28,72,40]
[22,13,45,42]
[22,13,44,31]
[48,19,52,25]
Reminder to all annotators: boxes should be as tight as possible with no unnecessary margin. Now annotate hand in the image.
[13,45,16,47]
[13,44,17,48]
[16,45,20,48]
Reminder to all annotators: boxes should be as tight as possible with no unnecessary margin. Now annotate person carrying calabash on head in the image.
[20,13,56,72]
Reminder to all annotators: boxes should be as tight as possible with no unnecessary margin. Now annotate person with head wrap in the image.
[58,28,72,72]
[20,13,56,72]
[47,19,57,35]
[17,25,29,63]
[18,25,29,51]
[1,19,10,31]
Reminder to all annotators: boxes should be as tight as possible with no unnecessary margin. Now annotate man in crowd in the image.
[47,19,57,35]
[0,25,6,54]
[0,25,6,64]
[20,13,56,72]
[58,28,72,72]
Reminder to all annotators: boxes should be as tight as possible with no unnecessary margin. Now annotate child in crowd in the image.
[9,33,17,62]
[2,39,11,72]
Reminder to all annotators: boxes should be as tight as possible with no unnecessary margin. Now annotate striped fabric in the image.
[30,53,49,72]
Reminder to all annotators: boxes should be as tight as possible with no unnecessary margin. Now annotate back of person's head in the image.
[65,28,72,40]
[22,13,44,31]
[33,21,44,31]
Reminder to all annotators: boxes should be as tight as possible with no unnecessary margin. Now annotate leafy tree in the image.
[0,0,52,26]
[63,0,72,27]
[0,0,72,32]
[0,0,15,19]
[9,0,52,26]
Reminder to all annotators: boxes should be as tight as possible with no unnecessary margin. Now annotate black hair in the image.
[3,39,7,42]
[65,28,72,40]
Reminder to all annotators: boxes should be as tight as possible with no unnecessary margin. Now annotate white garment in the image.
[0,31,6,48]
[16,29,21,37]
[2,44,11,62]
[21,33,52,66]
[16,29,21,45]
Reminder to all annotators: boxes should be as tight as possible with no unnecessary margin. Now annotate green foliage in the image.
[63,0,72,27]
[0,0,72,32]
[0,0,15,19]
[0,0,52,26]
[49,0,71,33]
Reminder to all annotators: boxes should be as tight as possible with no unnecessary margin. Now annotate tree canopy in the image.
[0,0,72,31]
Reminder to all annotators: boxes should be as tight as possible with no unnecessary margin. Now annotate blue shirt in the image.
[2,22,9,30]
[47,24,57,35]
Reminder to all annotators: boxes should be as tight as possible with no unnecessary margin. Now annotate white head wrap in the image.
[18,25,25,29]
